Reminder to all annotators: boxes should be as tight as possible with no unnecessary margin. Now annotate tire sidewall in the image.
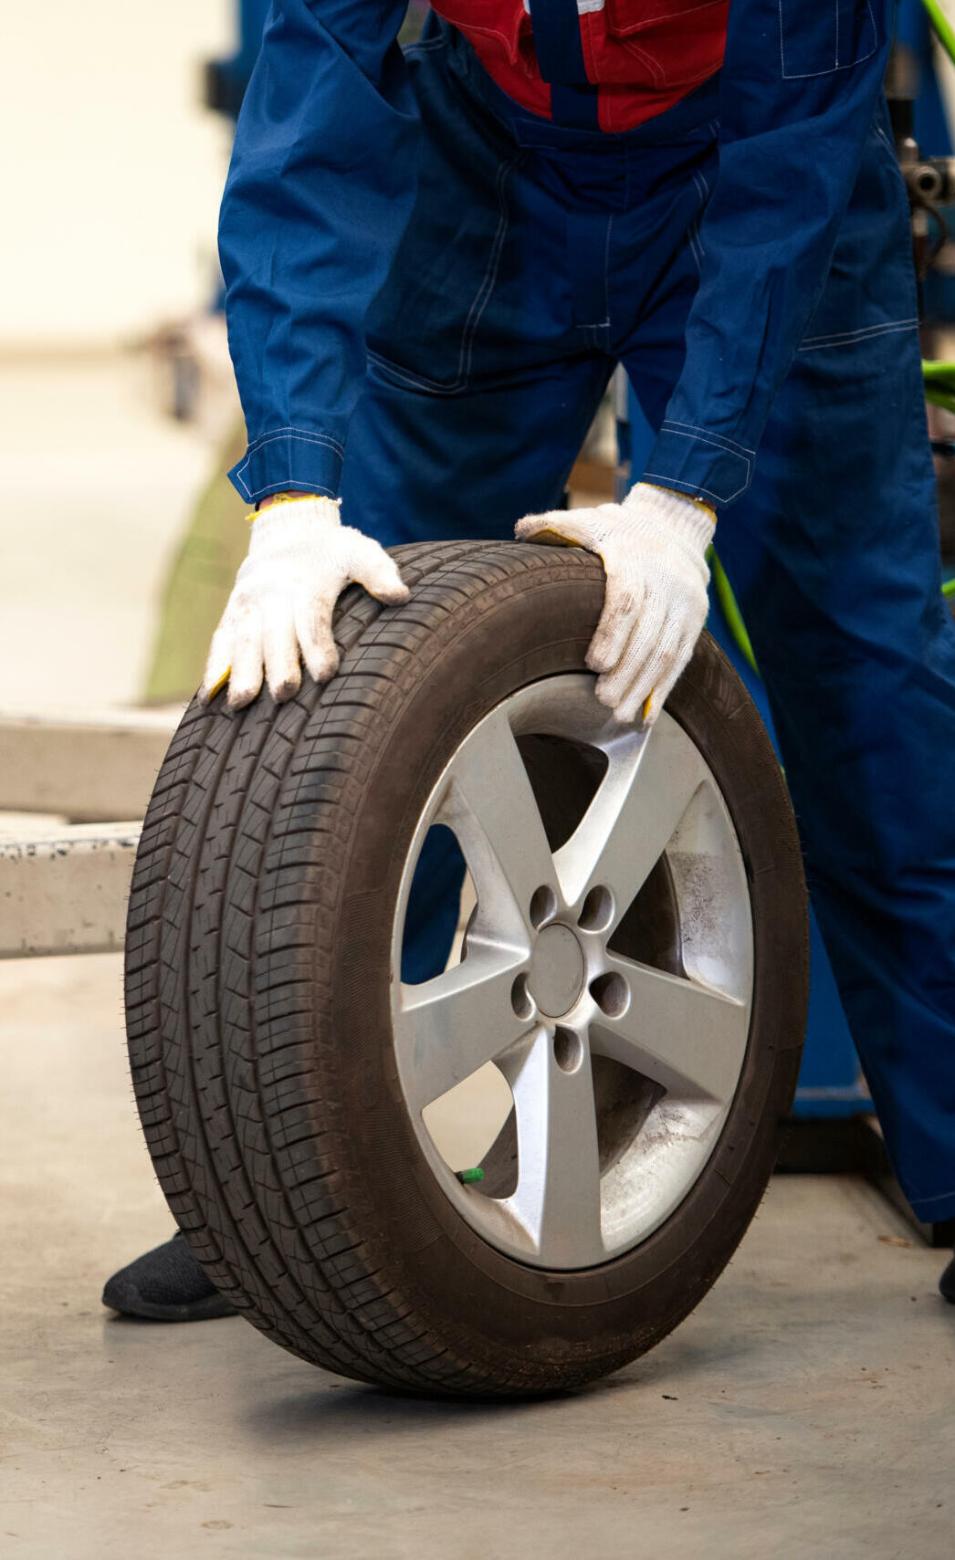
[316,561,806,1377]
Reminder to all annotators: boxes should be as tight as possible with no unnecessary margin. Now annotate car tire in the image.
[125,540,808,1397]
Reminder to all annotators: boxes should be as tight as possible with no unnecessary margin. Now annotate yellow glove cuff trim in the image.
[247,494,342,524]
[644,483,717,526]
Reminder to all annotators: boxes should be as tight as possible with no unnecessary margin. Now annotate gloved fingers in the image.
[611,653,671,728]
[648,622,707,724]
[200,619,234,704]
[294,591,340,686]
[609,616,691,728]
[586,578,645,675]
[347,534,410,605]
[515,511,595,549]
[226,616,266,710]
[262,605,303,704]
[631,639,692,730]
[641,645,692,729]
[595,595,669,724]
[647,587,710,718]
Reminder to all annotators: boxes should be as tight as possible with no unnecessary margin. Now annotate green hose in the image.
[710,551,760,675]
[923,362,955,417]
[926,386,955,413]
[923,0,955,65]
[712,560,955,678]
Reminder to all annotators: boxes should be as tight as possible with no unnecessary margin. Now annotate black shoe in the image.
[103,1232,235,1322]
[941,1252,955,1305]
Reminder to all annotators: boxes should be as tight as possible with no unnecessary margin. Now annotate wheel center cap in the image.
[529,924,586,1019]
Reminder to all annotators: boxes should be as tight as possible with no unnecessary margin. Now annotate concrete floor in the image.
[2,953,953,1560]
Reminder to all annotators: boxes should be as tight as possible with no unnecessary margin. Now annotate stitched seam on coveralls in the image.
[661,419,755,455]
[460,156,519,382]
[798,318,918,351]
[241,480,338,500]
[242,425,345,456]
[686,169,709,271]
[404,36,449,54]
[234,430,345,498]
[687,218,705,272]
[644,469,749,503]
[645,429,752,503]
[367,156,521,395]
[912,1187,955,1207]
[778,0,878,80]
[875,124,895,155]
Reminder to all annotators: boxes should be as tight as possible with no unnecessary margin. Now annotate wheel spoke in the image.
[441,706,557,940]
[396,951,532,1113]
[393,676,757,1272]
[504,1027,604,1266]
[553,718,709,915]
[590,953,749,1104]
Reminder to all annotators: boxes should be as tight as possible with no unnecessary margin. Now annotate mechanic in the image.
[103,0,955,1322]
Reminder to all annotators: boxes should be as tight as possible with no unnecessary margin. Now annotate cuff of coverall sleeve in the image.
[227,427,345,505]
[643,421,755,508]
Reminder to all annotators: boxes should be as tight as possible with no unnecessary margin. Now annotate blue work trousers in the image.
[341,23,955,1222]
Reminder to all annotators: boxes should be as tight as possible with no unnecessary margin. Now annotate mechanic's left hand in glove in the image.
[516,482,715,726]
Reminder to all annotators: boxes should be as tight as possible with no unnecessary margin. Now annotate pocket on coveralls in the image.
[365,37,521,396]
[602,0,728,88]
[778,1,880,80]
[365,162,517,397]
[796,120,919,361]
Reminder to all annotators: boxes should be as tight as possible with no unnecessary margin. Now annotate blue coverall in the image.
[219,0,955,1224]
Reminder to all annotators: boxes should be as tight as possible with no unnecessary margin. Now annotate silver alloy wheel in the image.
[391,674,754,1271]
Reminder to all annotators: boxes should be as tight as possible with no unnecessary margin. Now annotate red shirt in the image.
[430,0,729,133]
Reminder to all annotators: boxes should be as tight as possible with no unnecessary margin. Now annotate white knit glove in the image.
[201,497,409,709]
[516,482,715,726]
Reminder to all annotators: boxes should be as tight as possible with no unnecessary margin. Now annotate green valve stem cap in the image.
[456,1167,485,1184]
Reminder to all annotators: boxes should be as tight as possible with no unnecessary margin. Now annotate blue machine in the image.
[706,595,871,1118]
[620,382,871,1120]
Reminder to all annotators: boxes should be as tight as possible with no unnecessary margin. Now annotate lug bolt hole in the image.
[553,1026,584,1073]
[529,885,558,929]
[511,973,534,1021]
[590,972,629,1018]
[578,885,614,933]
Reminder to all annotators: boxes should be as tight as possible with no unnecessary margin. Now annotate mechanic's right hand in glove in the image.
[515,482,715,727]
[201,496,409,710]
